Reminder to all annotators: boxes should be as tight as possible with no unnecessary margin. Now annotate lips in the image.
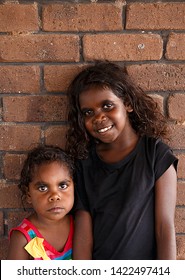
[97,125,113,133]
[48,207,64,213]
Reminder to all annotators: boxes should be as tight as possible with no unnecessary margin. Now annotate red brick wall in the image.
[0,1,184,260]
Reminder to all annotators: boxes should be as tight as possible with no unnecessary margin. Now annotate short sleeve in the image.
[154,140,178,181]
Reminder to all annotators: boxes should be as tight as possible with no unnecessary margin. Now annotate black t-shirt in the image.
[74,136,178,260]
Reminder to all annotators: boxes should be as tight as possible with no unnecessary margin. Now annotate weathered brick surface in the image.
[0,181,22,208]
[127,64,185,91]
[0,237,9,260]
[0,0,184,260]
[126,3,185,30]
[176,236,185,260]
[44,64,85,92]
[0,211,3,236]
[83,34,163,61]
[3,153,26,180]
[175,153,185,180]
[167,124,185,149]
[3,96,67,122]
[177,182,185,206]
[166,33,185,60]
[0,125,41,151]
[168,94,185,122]
[0,35,80,62]
[0,66,40,94]
[45,126,68,149]
[0,3,39,32]
[175,208,185,233]
[42,3,123,32]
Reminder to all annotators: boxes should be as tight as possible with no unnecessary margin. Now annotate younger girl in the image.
[7,145,74,260]
[66,61,178,260]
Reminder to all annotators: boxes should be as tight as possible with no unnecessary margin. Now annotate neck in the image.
[96,132,139,164]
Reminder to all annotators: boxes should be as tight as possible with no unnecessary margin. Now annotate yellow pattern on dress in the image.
[24,237,50,260]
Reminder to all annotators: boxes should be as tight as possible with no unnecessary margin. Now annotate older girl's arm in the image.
[155,164,177,259]
[73,210,93,260]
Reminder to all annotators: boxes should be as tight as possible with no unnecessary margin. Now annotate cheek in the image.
[66,189,74,204]
[84,118,93,131]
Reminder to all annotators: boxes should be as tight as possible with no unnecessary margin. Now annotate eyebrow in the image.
[80,99,114,109]
[33,178,72,185]
[32,181,47,186]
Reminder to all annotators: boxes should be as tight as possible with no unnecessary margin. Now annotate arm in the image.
[155,164,177,260]
[7,230,31,260]
[73,210,93,260]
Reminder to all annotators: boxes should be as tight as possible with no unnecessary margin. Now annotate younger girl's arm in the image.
[155,164,177,260]
[73,210,93,259]
[7,230,31,260]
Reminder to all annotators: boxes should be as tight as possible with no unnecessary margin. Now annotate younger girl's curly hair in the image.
[19,145,74,203]
[66,61,168,160]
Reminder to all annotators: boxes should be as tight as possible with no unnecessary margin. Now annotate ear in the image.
[126,104,133,113]
[26,192,32,204]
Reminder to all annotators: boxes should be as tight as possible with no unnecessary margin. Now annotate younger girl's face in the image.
[27,161,74,221]
[79,87,133,144]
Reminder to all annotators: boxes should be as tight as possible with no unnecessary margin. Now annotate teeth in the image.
[98,125,112,133]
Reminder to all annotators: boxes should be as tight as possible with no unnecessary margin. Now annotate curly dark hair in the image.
[19,145,74,202]
[66,61,168,159]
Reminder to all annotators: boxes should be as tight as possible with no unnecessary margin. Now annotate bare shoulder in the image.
[7,230,31,260]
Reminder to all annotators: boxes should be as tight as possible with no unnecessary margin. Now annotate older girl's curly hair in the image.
[66,61,168,159]
[19,145,74,202]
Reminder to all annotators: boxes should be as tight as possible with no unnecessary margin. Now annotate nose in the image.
[93,110,107,124]
[48,191,61,202]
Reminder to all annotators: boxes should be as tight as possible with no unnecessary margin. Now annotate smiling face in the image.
[27,161,74,221]
[79,86,134,145]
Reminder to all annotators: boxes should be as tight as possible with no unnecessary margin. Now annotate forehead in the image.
[32,161,71,177]
[79,87,120,107]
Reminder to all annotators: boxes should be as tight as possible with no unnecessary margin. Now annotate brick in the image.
[0,107,2,122]
[0,153,3,178]
[0,3,39,32]
[126,3,185,30]
[0,35,79,62]
[177,182,185,206]
[83,34,163,61]
[168,94,185,122]
[0,124,40,151]
[3,154,26,180]
[42,3,123,32]
[0,211,3,236]
[175,153,185,179]
[45,126,67,149]
[166,33,185,60]
[176,236,185,260]
[44,64,86,92]
[0,66,40,94]
[175,208,185,233]
[3,95,67,122]
[0,181,22,208]
[127,64,185,92]
[0,237,9,260]
[167,124,185,149]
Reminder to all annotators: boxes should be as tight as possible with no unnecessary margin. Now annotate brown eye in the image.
[38,185,48,192]
[59,182,68,190]
[82,109,93,117]
[103,103,113,110]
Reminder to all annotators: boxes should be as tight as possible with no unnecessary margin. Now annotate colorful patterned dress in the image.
[9,215,74,260]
